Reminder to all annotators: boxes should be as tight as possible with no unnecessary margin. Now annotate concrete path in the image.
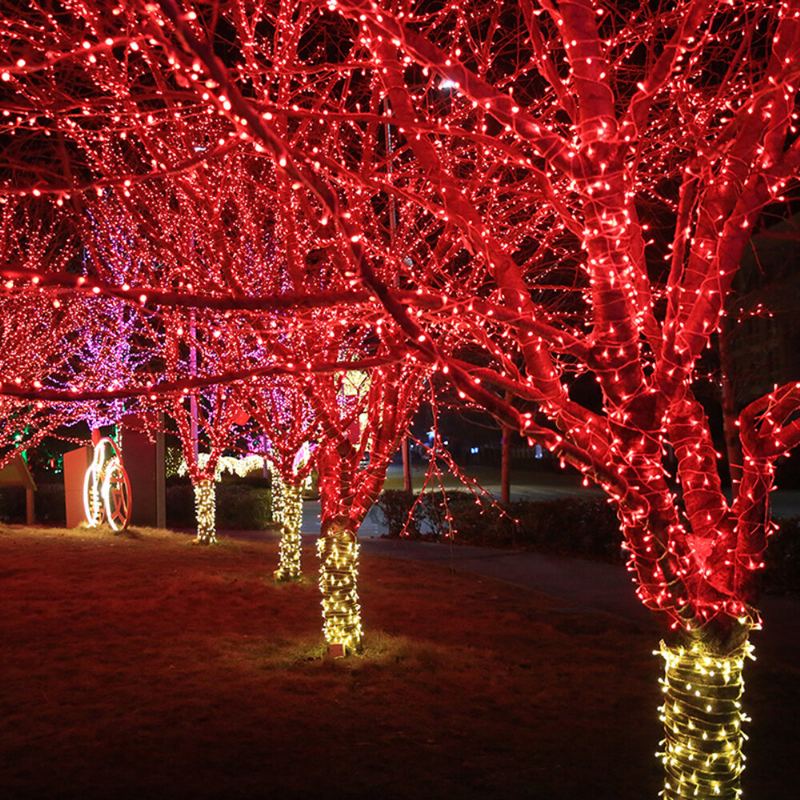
[276,483,800,664]
[234,518,799,667]
[361,537,652,623]
[356,537,800,668]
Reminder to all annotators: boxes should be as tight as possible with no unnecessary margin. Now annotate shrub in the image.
[0,486,26,522]
[35,483,66,524]
[376,490,420,537]
[377,490,621,559]
[423,491,515,545]
[166,482,273,530]
[510,497,622,561]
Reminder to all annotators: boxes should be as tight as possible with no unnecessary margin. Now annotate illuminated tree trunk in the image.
[270,467,284,530]
[192,478,216,545]
[658,630,752,800]
[317,522,363,654]
[274,481,303,581]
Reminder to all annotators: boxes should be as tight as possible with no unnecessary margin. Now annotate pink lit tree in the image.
[308,356,428,654]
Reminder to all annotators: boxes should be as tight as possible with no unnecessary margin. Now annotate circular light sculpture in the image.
[82,437,132,531]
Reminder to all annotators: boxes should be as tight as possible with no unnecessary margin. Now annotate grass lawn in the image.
[0,525,796,799]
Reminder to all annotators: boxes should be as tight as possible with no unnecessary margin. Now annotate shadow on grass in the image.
[237,630,463,675]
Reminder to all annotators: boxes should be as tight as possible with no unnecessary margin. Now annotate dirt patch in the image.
[0,524,794,799]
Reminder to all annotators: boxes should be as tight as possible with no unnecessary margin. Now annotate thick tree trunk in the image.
[317,522,363,654]
[274,481,303,581]
[193,478,217,545]
[658,630,752,800]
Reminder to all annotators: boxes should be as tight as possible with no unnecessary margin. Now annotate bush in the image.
[376,490,420,537]
[166,482,273,530]
[377,490,622,560]
[422,491,516,545]
[0,483,67,524]
[35,482,66,524]
[0,486,26,522]
[0,477,272,530]
[510,497,621,561]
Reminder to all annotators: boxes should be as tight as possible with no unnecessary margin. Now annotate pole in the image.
[189,309,199,461]
[501,425,510,504]
[402,436,412,493]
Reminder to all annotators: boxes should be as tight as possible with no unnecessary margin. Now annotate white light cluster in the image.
[658,637,754,800]
[178,452,265,481]
[193,478,217,545]
[317,526,362,653]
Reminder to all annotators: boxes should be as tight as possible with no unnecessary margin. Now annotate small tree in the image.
[242,376,320,581]
[308,360,427,654]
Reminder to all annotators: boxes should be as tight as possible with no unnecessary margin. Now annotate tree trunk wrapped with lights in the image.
[311,366,426,654]
[193,478,216,545]
[274,480,303,582]
[317,521,362,653]
[270,466,285,530]
[659,635,753,800]
[165,382,240,547]
[240,390,319,582]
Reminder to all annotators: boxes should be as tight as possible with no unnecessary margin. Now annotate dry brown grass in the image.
[0,524,795,800]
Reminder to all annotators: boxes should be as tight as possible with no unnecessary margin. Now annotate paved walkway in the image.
[362,537,652,623]
[233,521,799,667]
[356,537,800,668]
[258,480,800,665]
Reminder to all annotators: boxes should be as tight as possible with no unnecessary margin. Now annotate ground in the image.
[0,525,797,799]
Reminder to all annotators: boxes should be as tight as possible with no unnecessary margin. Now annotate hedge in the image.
[0,481,274,530]
[0,483,66,524]
[166,483,273,530]
[376,490,800,594]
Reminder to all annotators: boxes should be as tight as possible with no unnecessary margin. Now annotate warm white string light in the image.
[658,637,754,800]
[193,478,217,545]
[317,525,362,654]
[274,481,303,582]
[178,452,265,480]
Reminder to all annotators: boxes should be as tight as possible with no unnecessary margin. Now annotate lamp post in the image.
[385,107,413,494]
